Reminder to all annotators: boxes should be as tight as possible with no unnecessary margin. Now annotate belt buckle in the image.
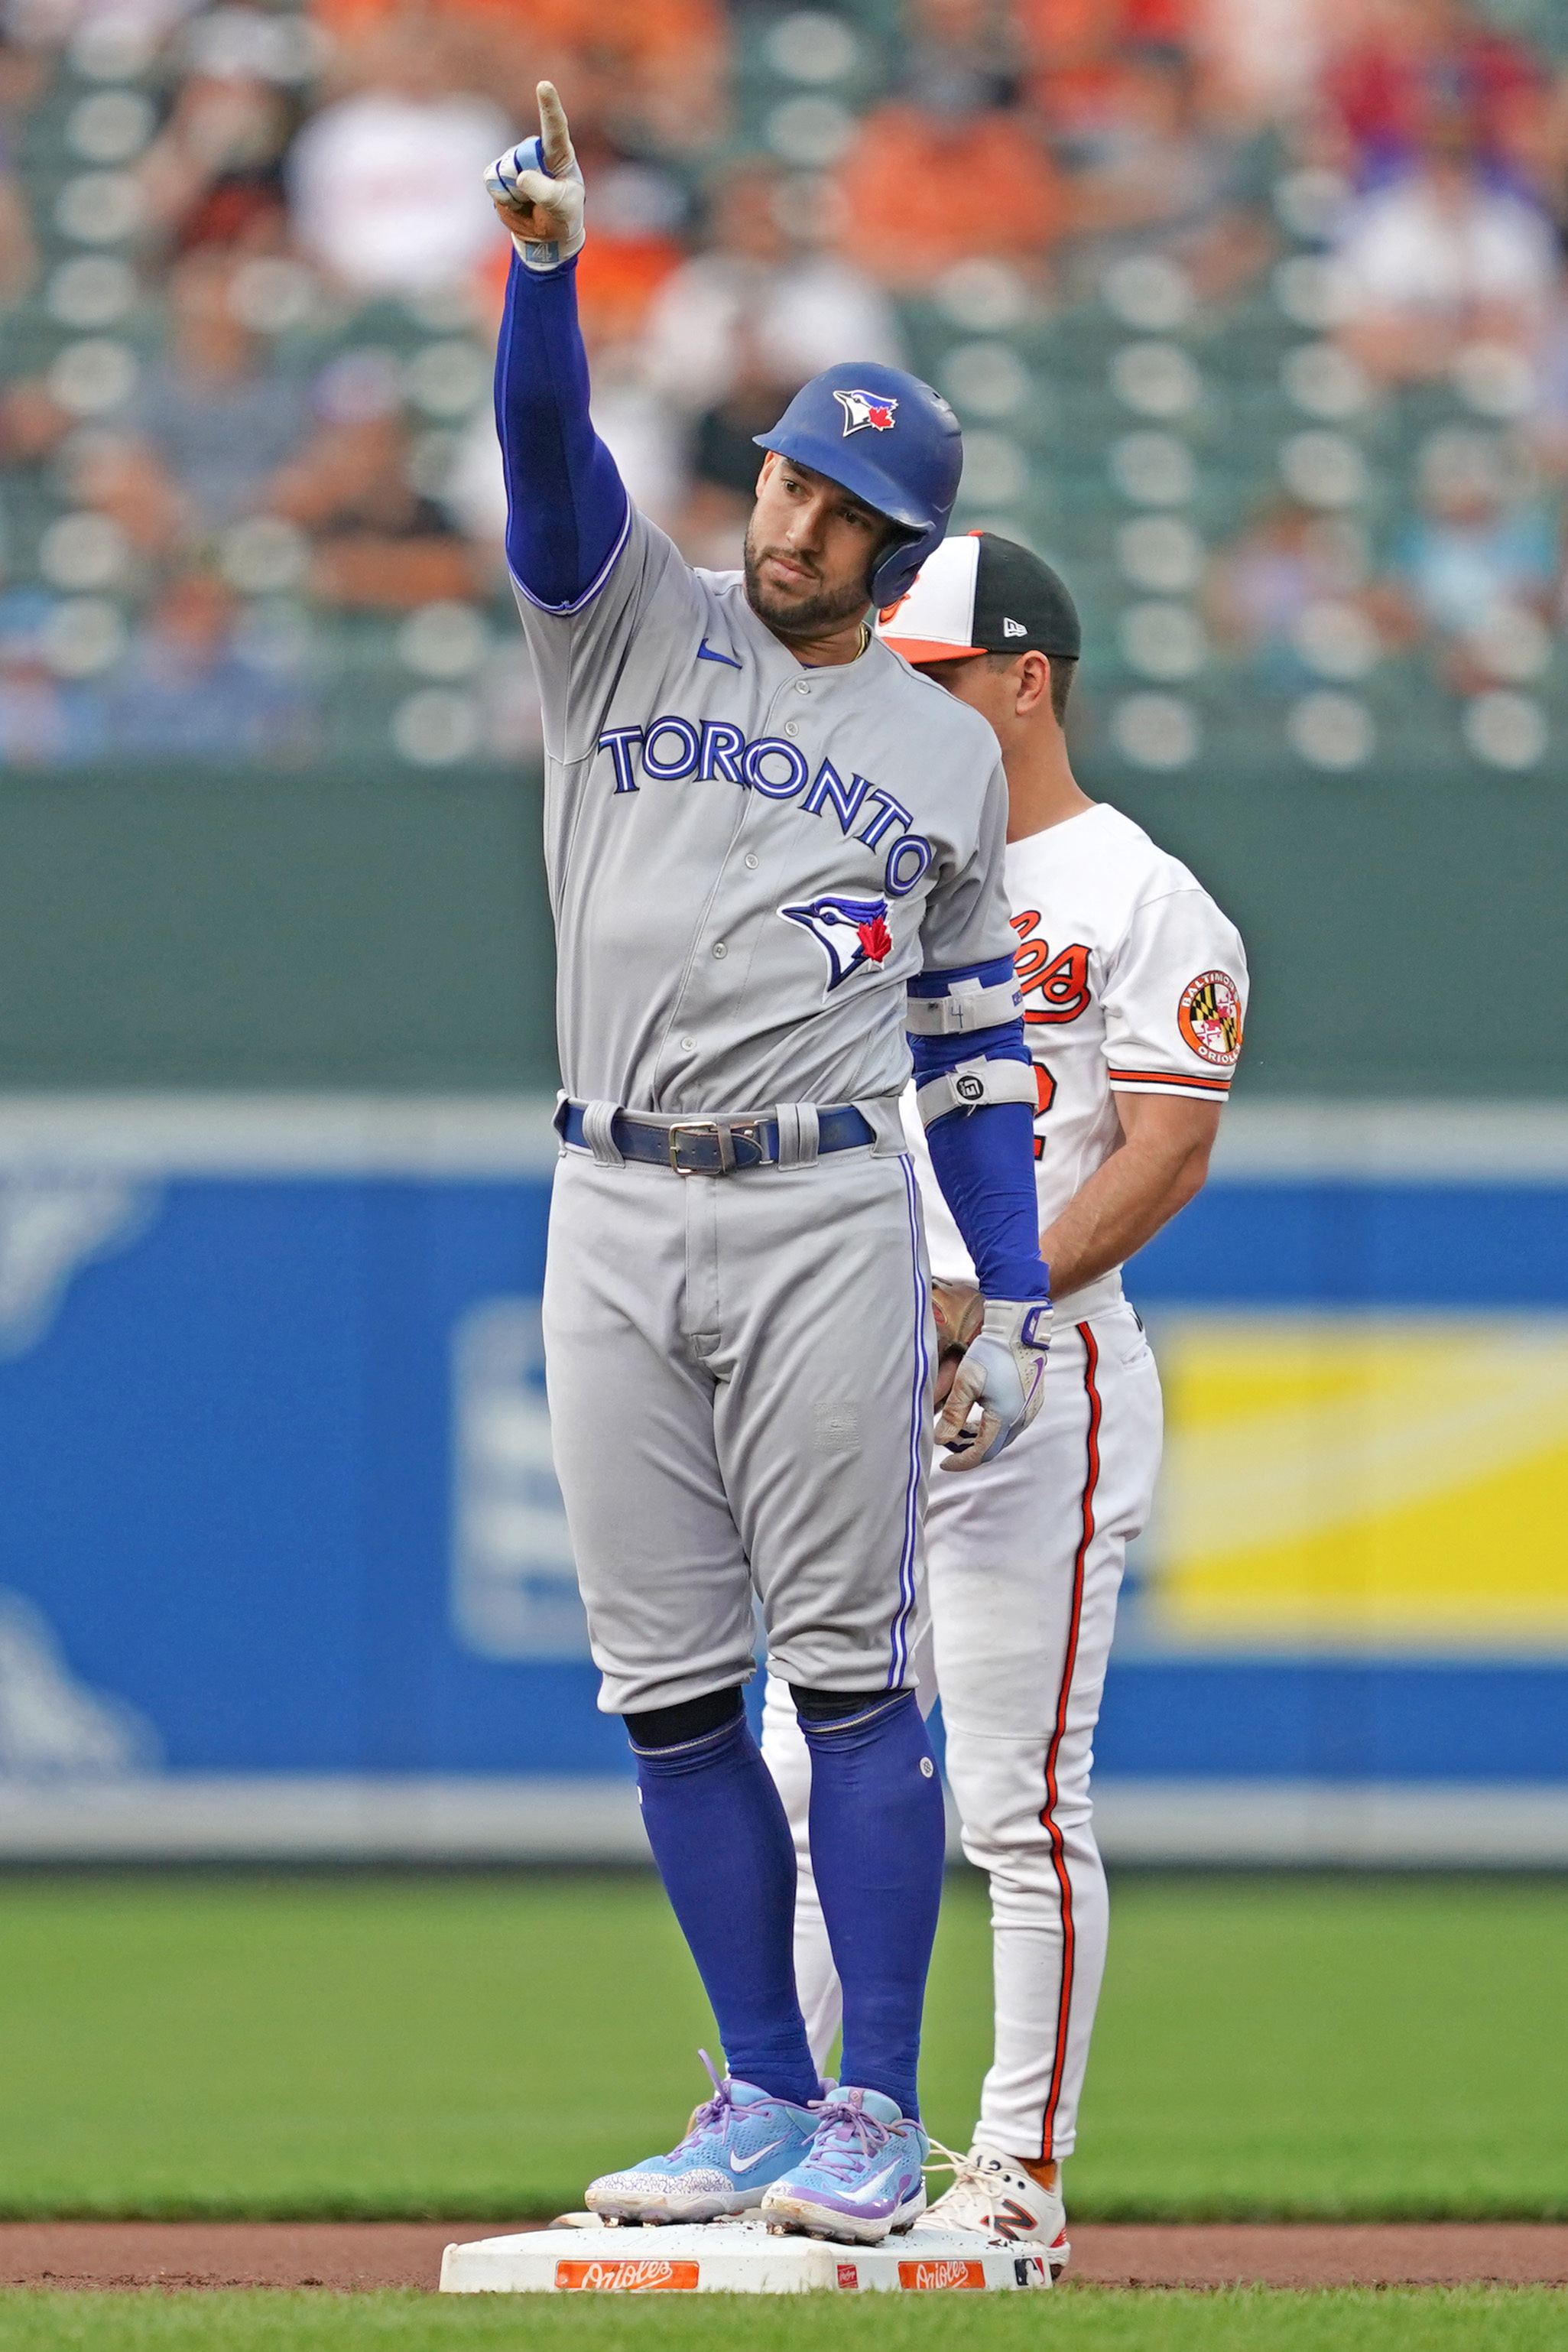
[667,1121,725,1175]
[665,1119,774,1174]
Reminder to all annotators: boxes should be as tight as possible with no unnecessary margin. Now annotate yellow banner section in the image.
[1144,1315,1568,1652]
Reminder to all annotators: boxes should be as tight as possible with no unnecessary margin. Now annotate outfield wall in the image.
[0,1094,1562,1865]
[0,754,1564,1098]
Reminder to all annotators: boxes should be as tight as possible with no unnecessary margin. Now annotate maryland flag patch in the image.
[1177,970,1243,1065]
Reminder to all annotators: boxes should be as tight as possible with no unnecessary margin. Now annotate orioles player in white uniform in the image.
[764,531,1248,2267]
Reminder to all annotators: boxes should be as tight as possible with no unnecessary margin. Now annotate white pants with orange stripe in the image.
[761,1298,1163,2161]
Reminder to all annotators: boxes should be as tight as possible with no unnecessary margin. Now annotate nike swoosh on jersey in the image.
[728,2138,787,2172]
[696,638,742,668]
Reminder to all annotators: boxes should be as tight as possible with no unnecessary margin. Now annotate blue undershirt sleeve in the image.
[494,252,630,610]
[909,957,1050,1303]
[924,1102,1050,1302]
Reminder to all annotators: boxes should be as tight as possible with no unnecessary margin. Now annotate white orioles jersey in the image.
[906,801,1248,1311]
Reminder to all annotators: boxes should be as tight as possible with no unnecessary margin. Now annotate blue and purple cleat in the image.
[761,2087,929,2244]
[584,2053,820,2224]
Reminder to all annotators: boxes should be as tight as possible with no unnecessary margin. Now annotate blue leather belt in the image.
[557,1100,875,1174]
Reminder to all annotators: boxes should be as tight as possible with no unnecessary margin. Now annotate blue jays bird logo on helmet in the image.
[779,895,894,989]
[835,388,898,436]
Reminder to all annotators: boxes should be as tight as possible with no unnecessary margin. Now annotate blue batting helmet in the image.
[753,361,963,609]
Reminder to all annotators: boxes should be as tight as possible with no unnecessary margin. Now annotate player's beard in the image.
[742,528,872,637]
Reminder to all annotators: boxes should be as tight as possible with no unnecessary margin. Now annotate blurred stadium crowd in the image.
[2,0,1568,773]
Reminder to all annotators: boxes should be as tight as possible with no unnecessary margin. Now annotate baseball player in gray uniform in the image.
[485,87,1053,2244]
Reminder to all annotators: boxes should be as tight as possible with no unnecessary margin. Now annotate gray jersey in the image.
[514,509,1015,1113]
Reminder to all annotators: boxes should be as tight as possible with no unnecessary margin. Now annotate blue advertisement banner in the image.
[0,1099,1563,1847]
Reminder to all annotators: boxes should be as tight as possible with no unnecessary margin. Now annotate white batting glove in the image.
[935,1298,1051,1473]
[485,80,585,272]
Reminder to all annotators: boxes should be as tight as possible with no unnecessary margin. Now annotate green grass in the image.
[1060,1876,1568,2221]
[0,1872,1562,2219]
[0,2290,1564,2352]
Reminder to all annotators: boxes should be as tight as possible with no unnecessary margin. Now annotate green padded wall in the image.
[0,764,554,1091]
[0,746,1556,1096]
[1097,752,1560,1098]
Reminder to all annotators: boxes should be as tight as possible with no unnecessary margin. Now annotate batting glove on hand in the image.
[935,1298,1051,1473]
[485,81,585,272]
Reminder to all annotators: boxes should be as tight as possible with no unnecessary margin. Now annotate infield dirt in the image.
[2,2223,1567,2292]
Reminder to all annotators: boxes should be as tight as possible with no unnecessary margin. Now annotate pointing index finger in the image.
[536,81,573,174]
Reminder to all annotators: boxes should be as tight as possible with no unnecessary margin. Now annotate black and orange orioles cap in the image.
[875,530,1081,666]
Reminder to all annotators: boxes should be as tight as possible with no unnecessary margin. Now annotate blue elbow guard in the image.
[907,953,1032,1116]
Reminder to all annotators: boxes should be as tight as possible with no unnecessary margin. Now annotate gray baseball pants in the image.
[542,1139,933,1714]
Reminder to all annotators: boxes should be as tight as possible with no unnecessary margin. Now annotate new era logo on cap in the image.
[877,531,1082,665]
[834,388,898,435]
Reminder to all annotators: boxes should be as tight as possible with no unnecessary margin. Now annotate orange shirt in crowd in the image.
[833,102,1065,286]
[1013,0,1197,135]
[311,0,713,47]
[309,0,726,143]
[1012,0,1198,71]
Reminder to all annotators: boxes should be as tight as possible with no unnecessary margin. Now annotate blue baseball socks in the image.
[794,1686,946,2122]
[628,1682,946,2123]
[629,1688,819,2109]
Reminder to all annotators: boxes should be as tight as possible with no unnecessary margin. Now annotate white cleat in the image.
[924,2142,1070,2277]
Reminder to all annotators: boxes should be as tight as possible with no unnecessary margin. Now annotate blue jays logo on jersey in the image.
[780,894,894,989]
[834,388,898,436]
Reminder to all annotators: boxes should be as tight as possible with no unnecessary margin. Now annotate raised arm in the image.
[486,83,628,611]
